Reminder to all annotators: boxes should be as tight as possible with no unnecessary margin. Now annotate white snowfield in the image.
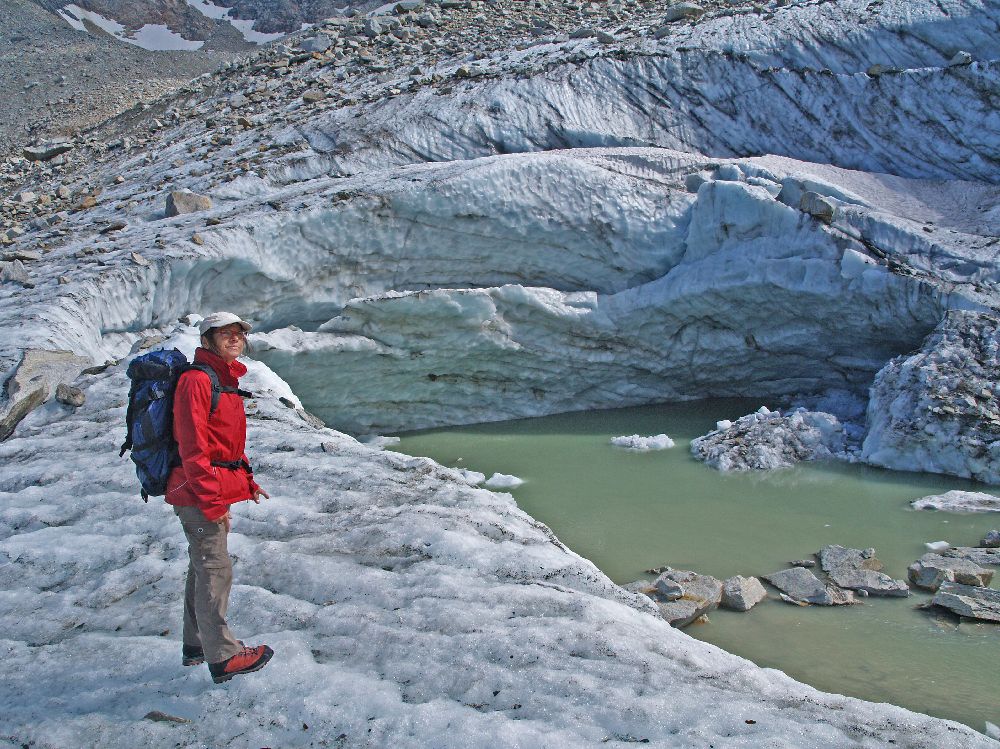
[0,327,994,748]
[2,0,1000,744]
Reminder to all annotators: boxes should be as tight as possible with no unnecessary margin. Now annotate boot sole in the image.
[182,657,204,667]
[211,648,273,684]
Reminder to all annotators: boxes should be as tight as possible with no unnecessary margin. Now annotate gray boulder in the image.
[55,384,85,408]
[23,141,73,162]
[663,3,705,22]
[721,575,767,611]
[800,191,837,223]
[931,582,1000,623]
[907,553,993,591]
[981,530,1000,548]
[651,569,722,627]
[819,545,909,597]
[764,567,855,606]
[165,191,212,217]
[299,35,332,53]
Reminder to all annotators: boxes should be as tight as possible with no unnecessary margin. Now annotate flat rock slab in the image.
[931,582,1000,623]
[819,545,882,572]
[828,568,909,597]
[764,567,855,606]
[908,553,993,591]
[819,545,907,596]
[721,575,767,611]
[911,490,1000,512]
[944,547,1000,567]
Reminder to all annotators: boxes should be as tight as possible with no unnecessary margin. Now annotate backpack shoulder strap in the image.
[183,364,252,415]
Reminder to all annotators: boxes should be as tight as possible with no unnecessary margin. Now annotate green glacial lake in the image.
[395,399,1000,734]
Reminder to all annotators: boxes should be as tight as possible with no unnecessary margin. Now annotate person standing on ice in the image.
[165,312,274,683]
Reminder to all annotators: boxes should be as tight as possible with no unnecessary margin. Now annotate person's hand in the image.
[252,487,270,504]
[222,511,231,534]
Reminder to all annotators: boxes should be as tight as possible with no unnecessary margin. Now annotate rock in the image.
[764,567,855,605]
[655,598,705,627]
[299,35,332,53]
[191,233,205,245]
[18,191,37,205]
[1,349,90,441]
[297,408,326,429]
[908,553,993,591]
[144,710,190,724]
[55,384,85,407]
[867,63,893,76]
[663,3,705,22]
[1,260,32,287]
[721,576,767,611]
[131,252,149,267]
[911,491,1000,513]
[981,530,1000,548]
[943,547,1000,567]
[303,90,327,103]
[78,196,97,210]
[819,545,908,596]
[931,582,1000,623]
[800,191,837,223]
[395,0,425,11]
[364,18,384,37]
[570,26,596,38]
[23,142,73,161]
[4,250,42,262]
[229,93,248,108]
[947,50,972,67]
[651,569,722,626]
[819,545,882,572]
[790,559,816,568]
[165,191,212,217]
[596,31,616,44]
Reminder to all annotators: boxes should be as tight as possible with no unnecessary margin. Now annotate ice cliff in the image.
[2,0,1000,744]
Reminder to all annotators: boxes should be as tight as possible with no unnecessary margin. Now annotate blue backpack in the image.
[119,348,247,501]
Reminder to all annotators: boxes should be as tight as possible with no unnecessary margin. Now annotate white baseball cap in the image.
[198,311,252,336]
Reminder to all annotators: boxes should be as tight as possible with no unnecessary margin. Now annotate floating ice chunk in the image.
[610,434,675,450]
[986,722,1000,740]
[485,472,525,489]
[716,419,733,431]
[925,541,951,552]
[360,435,401,449]
[455,469,486,486]
[911,491,1000,513]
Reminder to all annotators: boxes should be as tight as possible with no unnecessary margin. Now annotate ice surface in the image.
[610,434,675,451]
[0,324,993,747]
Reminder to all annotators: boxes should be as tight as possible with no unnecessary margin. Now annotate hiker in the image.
[165,312,274,683]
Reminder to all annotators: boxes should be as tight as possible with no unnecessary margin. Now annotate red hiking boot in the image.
[208,644,274,683]
[184,640,243,667]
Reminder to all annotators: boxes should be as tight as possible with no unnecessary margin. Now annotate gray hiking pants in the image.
[175,505,242,664]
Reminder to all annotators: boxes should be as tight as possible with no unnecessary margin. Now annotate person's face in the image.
[206,323,246,363]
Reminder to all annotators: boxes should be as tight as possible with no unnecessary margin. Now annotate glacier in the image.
[2,0,1000,744]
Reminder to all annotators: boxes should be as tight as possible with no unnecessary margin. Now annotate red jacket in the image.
[165,347,259,521]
